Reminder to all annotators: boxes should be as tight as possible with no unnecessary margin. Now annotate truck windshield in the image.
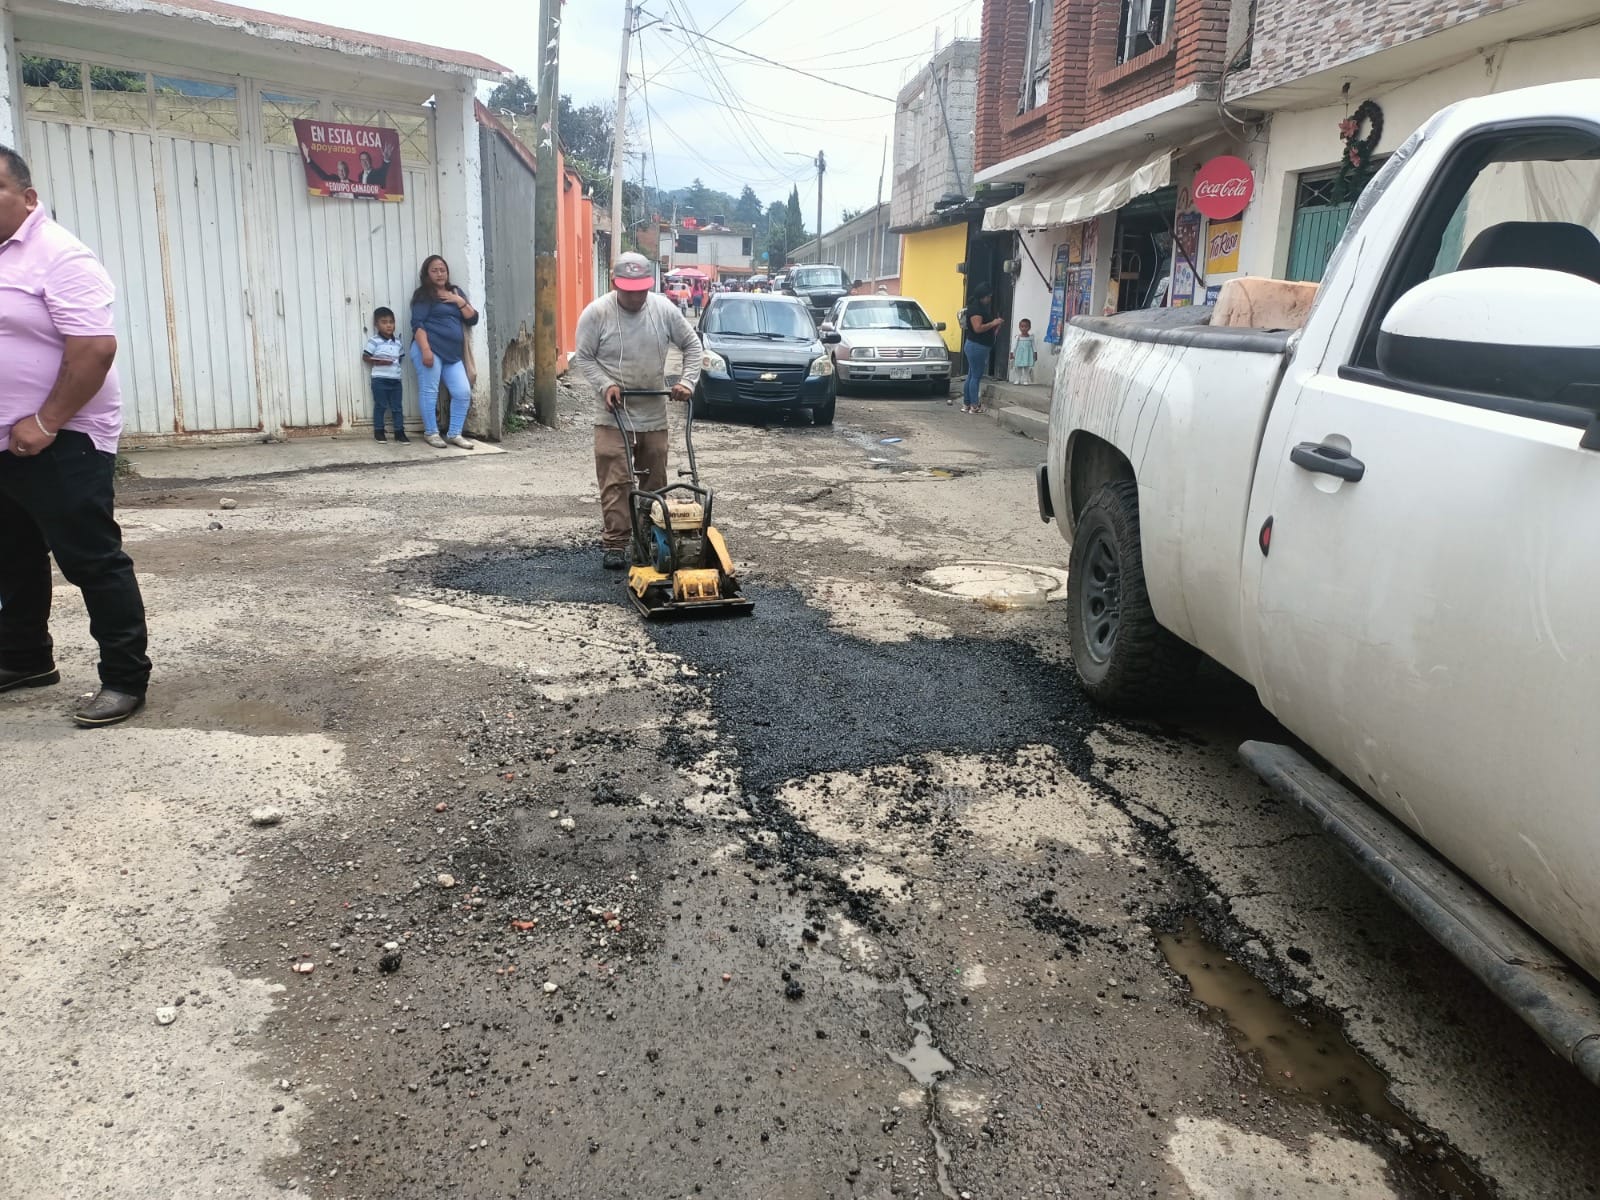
[704,299,816,340]
[792,266,849,290]
[841,300,935,330]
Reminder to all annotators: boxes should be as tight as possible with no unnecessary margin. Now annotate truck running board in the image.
[1239,740,1600,1088]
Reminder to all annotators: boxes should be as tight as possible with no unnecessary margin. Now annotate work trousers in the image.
[0,431,152,695]
[594,424,668,551]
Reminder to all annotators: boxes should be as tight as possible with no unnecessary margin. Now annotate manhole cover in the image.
[914,560,1069,607]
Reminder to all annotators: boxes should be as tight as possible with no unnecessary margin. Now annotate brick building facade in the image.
[976,0,1236,175]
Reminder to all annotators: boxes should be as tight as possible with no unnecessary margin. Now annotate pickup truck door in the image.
[1245,130,1600,978]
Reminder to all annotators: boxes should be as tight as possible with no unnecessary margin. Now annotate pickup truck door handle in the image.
[1290,441,1365,483]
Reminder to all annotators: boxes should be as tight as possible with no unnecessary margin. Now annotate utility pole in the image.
[533,0,561,427]
[871,136,886,284]
[815,149,826,263]
[609,0,632,266]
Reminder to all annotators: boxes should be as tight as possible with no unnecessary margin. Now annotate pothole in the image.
[1160,919,1495,1199]
[915,560,1070,608]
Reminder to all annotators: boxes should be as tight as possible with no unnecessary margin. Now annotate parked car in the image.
[784,263,854,324]
[1037,82,1600,1084]
[823,296,950,396]
[696,293,841,425]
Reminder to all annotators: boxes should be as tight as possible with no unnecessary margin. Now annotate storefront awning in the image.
[982,148,1174,232]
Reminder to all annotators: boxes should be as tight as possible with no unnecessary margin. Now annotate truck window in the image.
[1353,124,1600,373]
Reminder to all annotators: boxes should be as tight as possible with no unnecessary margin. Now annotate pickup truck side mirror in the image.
[936,321,947,332]
[1378,267,1600,444]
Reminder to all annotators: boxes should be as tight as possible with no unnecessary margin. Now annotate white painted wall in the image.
[433,80,491,434]
[1239,24,1600,278]
[0,0,16,146]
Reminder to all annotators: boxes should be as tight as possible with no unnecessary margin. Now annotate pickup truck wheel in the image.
[1067,480,1197,711]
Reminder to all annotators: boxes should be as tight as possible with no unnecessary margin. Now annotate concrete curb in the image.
[991,406,1048,442]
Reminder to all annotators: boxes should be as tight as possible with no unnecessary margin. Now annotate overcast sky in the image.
[249,0,984,230]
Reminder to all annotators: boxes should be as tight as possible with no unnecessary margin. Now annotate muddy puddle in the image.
[1160,919,1495,1199]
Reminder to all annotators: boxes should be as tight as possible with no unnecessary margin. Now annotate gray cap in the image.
[612,251,654,291]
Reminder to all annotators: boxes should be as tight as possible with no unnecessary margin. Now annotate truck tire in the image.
[1067,480,1197,712]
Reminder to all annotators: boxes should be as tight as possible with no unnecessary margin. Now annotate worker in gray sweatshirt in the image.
[571,252,705,571]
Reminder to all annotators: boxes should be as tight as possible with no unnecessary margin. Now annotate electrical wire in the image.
[642,13,897,103]
[637,78,885,144]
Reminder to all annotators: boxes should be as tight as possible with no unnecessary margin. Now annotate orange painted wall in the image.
[555,155,595,371]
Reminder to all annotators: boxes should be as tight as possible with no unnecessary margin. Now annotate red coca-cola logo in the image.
[1191,155,1254,219]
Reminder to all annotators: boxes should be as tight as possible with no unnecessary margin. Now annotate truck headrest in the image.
[1457,221,1600,285]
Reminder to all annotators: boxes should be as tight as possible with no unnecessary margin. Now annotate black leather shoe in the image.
[72,688,146,728]
[0,666,60,694]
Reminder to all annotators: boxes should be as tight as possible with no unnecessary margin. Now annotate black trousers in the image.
[0,430,151,695]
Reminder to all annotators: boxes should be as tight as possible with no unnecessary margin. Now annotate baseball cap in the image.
[612,252,655,292]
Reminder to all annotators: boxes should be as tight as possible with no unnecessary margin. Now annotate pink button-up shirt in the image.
[0,206,122,454]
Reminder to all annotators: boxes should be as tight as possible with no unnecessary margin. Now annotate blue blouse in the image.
[410,286,478,364]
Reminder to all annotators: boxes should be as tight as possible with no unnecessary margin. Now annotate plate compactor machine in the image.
[613,390,754,620]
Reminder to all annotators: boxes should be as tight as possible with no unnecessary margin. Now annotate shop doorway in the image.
[1109,186,1177,312]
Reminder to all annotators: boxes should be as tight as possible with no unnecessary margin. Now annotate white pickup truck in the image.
[1038,81,1600,1083]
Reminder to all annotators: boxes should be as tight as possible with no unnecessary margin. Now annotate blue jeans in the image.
[410,343,472,437]
[370,377,403,435]
[963,342,991,409]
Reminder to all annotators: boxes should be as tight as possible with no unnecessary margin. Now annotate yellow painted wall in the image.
[898,223,970,351]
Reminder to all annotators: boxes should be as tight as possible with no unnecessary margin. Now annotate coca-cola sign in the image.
[1191,155,1255,220]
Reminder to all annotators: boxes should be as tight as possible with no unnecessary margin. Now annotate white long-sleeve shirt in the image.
[570,292,703,431]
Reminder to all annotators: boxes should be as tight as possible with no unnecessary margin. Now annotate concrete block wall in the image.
[977,0,1235,172]
[1226,0,1523,97]
[891,41,979,228]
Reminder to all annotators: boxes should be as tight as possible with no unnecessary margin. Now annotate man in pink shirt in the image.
[0,145,150,727]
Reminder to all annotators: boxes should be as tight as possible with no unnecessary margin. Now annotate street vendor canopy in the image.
[983,148,1174,232]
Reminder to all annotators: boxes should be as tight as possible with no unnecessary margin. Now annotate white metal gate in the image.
[252,92,440,431]
[25,118,261,435]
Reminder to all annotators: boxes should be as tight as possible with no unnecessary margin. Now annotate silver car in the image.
[823,296,952,397]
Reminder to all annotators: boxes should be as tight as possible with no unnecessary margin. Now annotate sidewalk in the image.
[978,377,1050,442]
[127,434,504,483]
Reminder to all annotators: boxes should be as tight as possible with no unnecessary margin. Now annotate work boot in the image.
[71,687,146,728]
[602,549,627,571]
[0,665,60,694]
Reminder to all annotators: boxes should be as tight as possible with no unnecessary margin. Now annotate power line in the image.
[660,0,807,181]
[643,14,898,103]
[636,78,886,142]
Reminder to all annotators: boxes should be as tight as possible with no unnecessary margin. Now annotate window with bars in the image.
[261,92,319,147]
[1017,0,1053,114]
[21,54,238,140]
[1116,0,1173,65]
[334,102,432,164]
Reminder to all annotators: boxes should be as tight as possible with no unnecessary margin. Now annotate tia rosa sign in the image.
[1191,155,1254,220]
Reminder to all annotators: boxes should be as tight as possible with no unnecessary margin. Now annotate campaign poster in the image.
[1081,219,1099,271]
[1046,243,1072,344]
[293,118,404,202]
[1206,219,1243,275]
[1066,223,1084,265]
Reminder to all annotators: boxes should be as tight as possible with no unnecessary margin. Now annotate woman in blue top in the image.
[409,255,480,449]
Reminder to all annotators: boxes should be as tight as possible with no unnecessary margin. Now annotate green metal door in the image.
[1286,201,1353,282]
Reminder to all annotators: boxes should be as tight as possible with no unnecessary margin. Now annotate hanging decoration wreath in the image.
[1334,100,1384,200]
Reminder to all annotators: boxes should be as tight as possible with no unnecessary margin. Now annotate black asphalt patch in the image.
[440,545,1107,795]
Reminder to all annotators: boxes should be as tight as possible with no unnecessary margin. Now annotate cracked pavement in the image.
[3,397,1598,1199]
